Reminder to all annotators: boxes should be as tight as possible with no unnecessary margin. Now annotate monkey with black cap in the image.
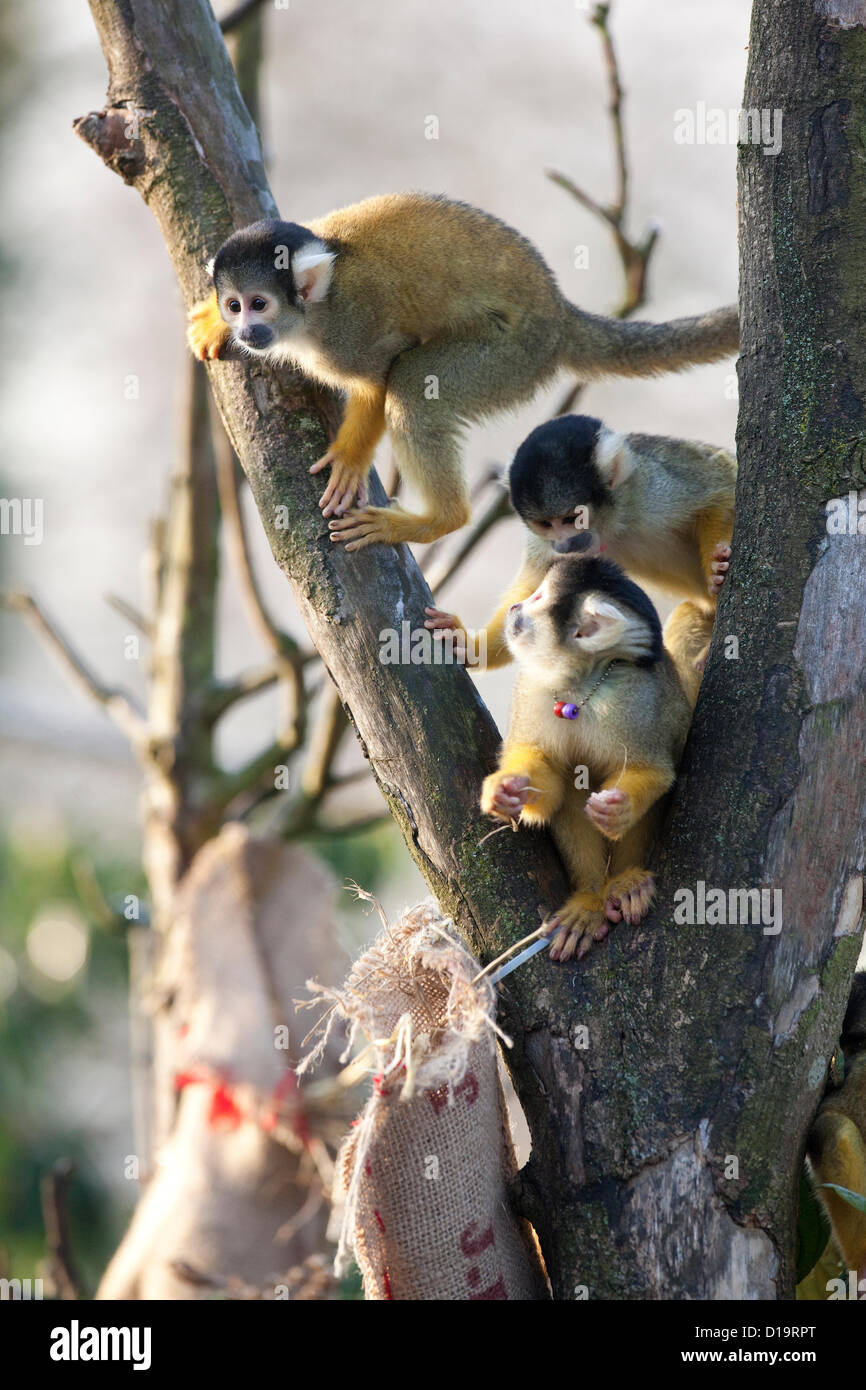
[480,537,692,962]
[426,414,735,678]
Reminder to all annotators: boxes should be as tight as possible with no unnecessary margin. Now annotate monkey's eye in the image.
[227,299,241,314]
[538,520,552,529]
[251,297,267,312]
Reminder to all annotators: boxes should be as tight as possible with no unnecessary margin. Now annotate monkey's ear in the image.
[574,594,627,651]
[594,430,633,489]
[205,257,216,280]
[293,244,336,303]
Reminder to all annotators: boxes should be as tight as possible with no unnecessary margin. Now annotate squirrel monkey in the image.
[660,602,715,709]
[808,972,866,1281]
[427,415,736,671]
[480,540,692,962]
[187,194,739,551]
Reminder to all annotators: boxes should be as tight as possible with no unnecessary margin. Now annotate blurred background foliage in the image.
[0,820,398,1290]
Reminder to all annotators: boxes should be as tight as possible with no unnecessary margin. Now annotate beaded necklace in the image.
[553,659,624,720]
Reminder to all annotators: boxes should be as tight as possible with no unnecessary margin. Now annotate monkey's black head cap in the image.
[547,544,663,666]
[211,219,317,301]
[509,415,607,521]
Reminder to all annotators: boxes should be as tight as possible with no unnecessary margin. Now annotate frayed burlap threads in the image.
[301,898,549,1301]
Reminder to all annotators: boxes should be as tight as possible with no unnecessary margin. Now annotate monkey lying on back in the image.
[427,414,736,672]
[480,540,692,962]
[809,972,866,1281]
[187,194,738,551]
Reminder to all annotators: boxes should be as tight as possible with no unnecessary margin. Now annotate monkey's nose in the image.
[508,603,521,613]
[240,324,273,348]
[569,530,597,553]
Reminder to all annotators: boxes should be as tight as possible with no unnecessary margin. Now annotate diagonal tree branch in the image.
[1,590,147,744]
[74,0,864,1302]
[75,0,579,1291]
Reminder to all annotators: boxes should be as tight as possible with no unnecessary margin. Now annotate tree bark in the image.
[545,0,865,1299]
[77,0,865,1298]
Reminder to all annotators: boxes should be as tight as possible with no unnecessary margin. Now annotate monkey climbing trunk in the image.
[78,0,864,1298]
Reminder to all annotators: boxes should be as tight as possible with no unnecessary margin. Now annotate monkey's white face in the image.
[217,283,302,355]
[213,240,335,359]
[526,518,607,558]
[527,515,586,544]
[505,579,642,686]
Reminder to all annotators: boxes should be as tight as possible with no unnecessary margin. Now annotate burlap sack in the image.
[97,825,348,1300]
[303,900,549,1301]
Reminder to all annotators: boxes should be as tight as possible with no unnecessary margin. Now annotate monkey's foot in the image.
[544,892,607,963]
[707,542,731,597]
[480,772,531,822]
[312,455,369,518]
[603,867,655,926]
[585,787,633,841]
[327,502,428,551]
[187,297,232,361]
[327,504,398,550]
[693,642,709,673]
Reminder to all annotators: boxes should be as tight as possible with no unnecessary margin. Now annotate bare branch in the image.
[1,590,146,744]
[546,168,619,232]
[104,592,153,638]
[591,3,627,221]
[41,1160,82,1301]
[208,737,297,813]
[300,681,349,801]
[314,810,390,838]
[423,476,513,597]
[210,403,310,749]
[200,658,283,720]
[546,0,661,417]
[415,464,503,574]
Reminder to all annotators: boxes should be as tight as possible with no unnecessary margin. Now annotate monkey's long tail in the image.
[561,302,739,378]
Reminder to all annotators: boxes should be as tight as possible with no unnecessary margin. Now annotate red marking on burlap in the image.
[174,1067,244,1129]
[428,1071,479,1117]
[261,1069,311,1147]
[174,1064,310,1141]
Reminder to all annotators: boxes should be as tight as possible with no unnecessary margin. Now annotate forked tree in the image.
[73,0,865,1298]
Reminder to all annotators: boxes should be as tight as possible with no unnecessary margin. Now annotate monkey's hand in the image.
[708,541,731,597]
[312,453,370,519]
[480,772,533,822]
[585,787,635,841]
[544,891,608,963]
[603,867,656,926]
[187,295,232,361]
[424,608,470,665]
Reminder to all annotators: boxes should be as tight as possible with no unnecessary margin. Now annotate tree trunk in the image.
[544,0,865,1298]
[77,0,864,1298]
